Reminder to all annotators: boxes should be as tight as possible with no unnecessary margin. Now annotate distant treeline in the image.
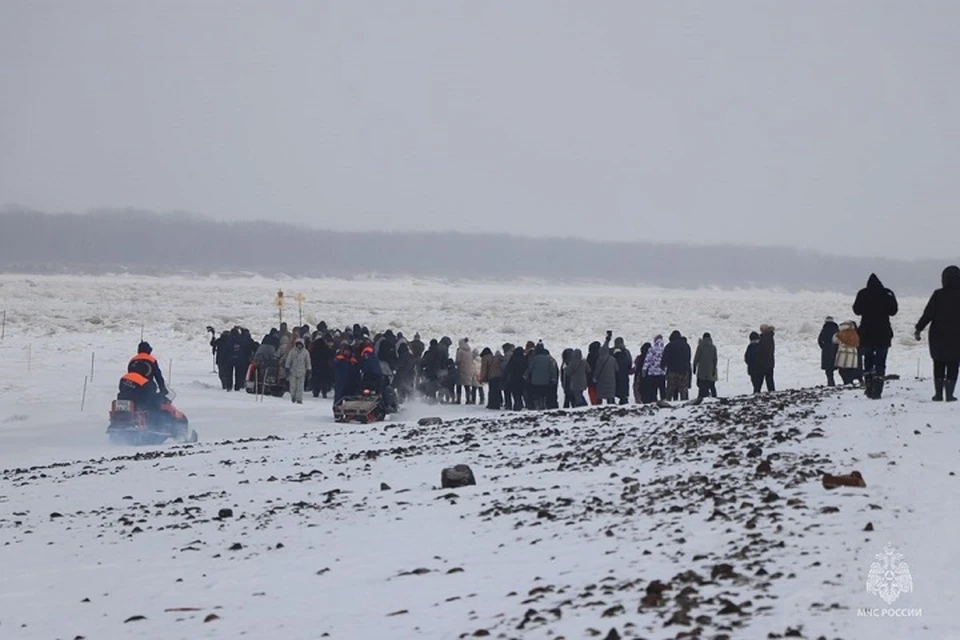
[1,208,954,295]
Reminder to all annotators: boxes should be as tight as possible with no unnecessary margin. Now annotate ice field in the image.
[0,274,956,640]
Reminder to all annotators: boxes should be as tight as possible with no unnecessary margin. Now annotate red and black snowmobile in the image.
[107,389,196,445]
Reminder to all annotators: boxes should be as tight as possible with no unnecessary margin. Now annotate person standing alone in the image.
[915,265,960,402]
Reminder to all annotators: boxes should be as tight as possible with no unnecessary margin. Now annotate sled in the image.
[333,390,387,424]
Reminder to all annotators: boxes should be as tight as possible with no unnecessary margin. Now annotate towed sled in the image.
[333,389,387,424]
[245,362,287,397]
[333,384,400,424]
[107,390,197,445]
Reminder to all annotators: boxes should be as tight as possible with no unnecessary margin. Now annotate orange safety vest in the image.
[121,372,149,387]
[130,353,158,365]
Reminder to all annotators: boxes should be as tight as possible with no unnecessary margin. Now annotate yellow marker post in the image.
[295,293,306,326]
[276,289,285,326]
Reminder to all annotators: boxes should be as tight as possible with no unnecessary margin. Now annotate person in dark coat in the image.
[592,335,618,404]
[560,348,574,408]
[915,265,960,402]
[662,330,692,401]
[853,273,898,398]
[586,341,601,405]
[524,344,554,410]
[744,331,762,393]
[754,325,776,392]
[226,327,248,391]
[393,342,417,403]
[818,316,840,387]
[212,330,234,390]
[565,348,588,407]
[502,347,528,410]
[333,345,360,404]
[634,342,651,403]
[612,337,633,405]
[309,334,336,398]
[693,333,718,399]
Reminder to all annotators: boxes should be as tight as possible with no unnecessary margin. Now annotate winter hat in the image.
[138,341,152,354]
[825,316,835,323]
[749,331,760,341]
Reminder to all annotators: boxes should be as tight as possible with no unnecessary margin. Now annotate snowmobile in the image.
[107,389,197,445]
[245,361,287,397]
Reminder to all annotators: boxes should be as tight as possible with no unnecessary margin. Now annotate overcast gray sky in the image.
[2,1,958,259]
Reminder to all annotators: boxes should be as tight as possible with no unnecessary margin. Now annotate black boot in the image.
[863,373,875,398]
[872,376,884,399]
[933,378,944,402]
[946,379,958,402]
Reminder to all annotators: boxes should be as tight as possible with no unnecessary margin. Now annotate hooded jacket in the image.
[456,339,475,386]
[642,337,667,377]
[817,320,840,370]
[525,346,555,387]
[853,273,899,348]
[756,325,776,371]
[916,265,960,363]
[283,341,312,378]
[744,332,761,377]
[566,349,588,393]
[479,351,503,382]
[592,338,619,398]
[693,335,718,382]
[661,331,692,375]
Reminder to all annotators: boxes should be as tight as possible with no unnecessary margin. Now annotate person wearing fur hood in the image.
[833,321,863,385]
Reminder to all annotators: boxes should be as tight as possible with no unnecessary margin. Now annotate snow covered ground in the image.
[0,274,955,639]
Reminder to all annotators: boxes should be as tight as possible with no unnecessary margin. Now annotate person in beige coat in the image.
[455,338,476,404]
[833,321,862,385]
[283,338,312,404]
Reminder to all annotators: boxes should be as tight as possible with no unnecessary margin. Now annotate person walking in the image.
[915,265,960,402]
[853,273,898,399]
[833,321,862,385]
[283,338,311,404]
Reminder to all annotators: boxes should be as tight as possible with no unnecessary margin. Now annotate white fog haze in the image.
[2,1,959,260]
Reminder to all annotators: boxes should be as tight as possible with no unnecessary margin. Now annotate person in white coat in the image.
[283,338,312,404]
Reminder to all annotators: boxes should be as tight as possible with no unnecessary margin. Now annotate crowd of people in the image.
[198,268,959,411]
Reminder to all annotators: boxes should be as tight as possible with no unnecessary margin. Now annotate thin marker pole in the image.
[27,343,32,373]
[1,309,6,339]
[81,376,88,412]
[168,359,173,385]
[90,352,96,382]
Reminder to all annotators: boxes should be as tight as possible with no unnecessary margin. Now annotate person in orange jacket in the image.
[128,341,168,397]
